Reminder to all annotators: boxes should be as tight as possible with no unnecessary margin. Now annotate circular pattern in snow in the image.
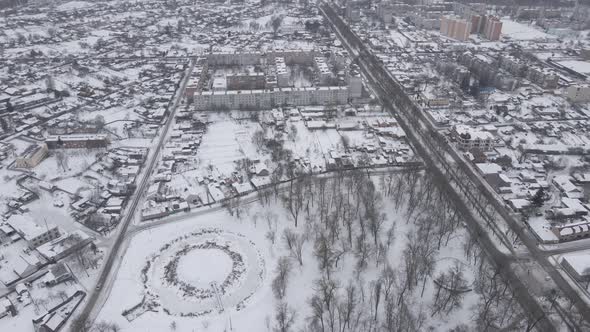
[176,249,234,288]
[141,228,265,317]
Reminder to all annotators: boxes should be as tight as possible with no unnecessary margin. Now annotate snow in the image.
[501,20,554,40]
[176,249,233,287]
[56,1,94,11]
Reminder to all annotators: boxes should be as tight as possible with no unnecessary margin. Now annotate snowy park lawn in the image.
[97,172,483,331]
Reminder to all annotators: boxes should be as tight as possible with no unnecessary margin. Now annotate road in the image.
[320,2,590,331]
[75,58,196,326]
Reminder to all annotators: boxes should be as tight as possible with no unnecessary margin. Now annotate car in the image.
[95,283,102,290]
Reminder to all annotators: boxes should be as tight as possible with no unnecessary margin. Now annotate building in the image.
[15,143,48,169]
[566,84,590,102]
[314,57,333,83]
[45,134,109,149]
[0,298,16,319]
[275,57,290,87]
[440,16,472,41]
[7,215,60,248]
[43,263,72,286]
[347,68,363,98]
[551,220,590,242]
[377,1,393,24]
[345,1,361,22]
[482,16,502,41]
[193,86,350,110]
[561,253,590,281]
[451,125,495,151]
[527,66,558,89]
[37,230,93,261]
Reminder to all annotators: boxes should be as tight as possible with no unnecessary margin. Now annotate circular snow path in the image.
[144,229,265,317]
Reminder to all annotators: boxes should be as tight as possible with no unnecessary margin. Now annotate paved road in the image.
[320,3,590,331]
[75,59,195,326]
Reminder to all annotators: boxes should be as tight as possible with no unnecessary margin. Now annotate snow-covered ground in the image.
[97,173,485,331]
[501,19,554,40]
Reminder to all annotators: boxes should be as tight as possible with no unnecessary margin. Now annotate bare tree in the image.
[283,229,306,266]
[274,302,296,332]
[272,257,293,300]
[431,263,468,317]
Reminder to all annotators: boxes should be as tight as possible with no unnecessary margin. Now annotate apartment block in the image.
[440,16,472,41]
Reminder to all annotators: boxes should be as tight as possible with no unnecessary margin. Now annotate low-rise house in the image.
[551,219,590,242]
[37,230,92,261]
[7,215,60,248]
[561,253,590,281]
[552,175,584,199]
[0,298,16,319]
[43,263,72,287]
[476,163,503,190]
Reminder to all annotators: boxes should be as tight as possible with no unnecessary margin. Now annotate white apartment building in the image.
[275,57,290,87]
[193,86,349,110]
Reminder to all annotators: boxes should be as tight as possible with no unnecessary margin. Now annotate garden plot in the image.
[33,150,101,181]
[24,190,86,235]
[283,121,343,161]
[196,119,264,177]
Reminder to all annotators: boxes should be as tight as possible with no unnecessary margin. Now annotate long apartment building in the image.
[45,134,109,149]
[193,86,350,111]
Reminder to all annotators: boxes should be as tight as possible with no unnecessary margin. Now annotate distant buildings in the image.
[15,143,47,168]
[440,16,472,41]
[482,16,502,41]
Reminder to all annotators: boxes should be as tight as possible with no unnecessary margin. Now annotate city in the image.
[1,0,590,331]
